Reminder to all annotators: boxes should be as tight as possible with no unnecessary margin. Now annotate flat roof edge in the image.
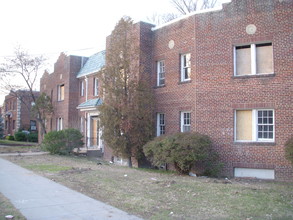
[151,3,229,31]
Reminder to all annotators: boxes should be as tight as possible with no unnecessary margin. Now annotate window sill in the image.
[178,80,192,85]
[57,100,64,102]
[154,85,166,89]
[233,73,275,79]
[233,141,276,146]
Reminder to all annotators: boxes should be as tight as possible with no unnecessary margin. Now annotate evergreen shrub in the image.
[42,129,83,155]
[144,132,218,175]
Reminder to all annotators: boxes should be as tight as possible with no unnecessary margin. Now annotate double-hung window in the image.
[180,53,191,82]
[234,42,273,76]
[235,109,274,142]
[80,80,84,97]
[181,111,191,132]
[57,84,65,101]
[156,113,165,136]
[157,60,165,86]
[94,78,99,96]
[57,117,63,131]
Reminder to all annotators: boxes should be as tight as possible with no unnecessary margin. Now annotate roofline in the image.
[151,1,231,31]
[76,68,104,79]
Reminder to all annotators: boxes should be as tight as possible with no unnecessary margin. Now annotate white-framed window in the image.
[235,109,274,142]
[80,117,84,132]
[157,60,165,86]
[57,84,65,101]
[57,117,63,131]
[180,53,191,82]
[180,111,191,132]
[234,42,273,76]
[80,80,84,97]
[94,77,99,96]
[156,113,165,136]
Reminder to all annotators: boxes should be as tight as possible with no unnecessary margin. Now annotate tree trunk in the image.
[128,156,132,168]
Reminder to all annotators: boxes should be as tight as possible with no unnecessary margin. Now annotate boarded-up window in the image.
[256,43,273,74]
[236,110,252,141]
[236,45,251,76]
[235,43,273,76]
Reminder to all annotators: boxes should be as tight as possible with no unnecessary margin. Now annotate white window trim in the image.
[234,109,275,143]
[156,113,165,136]
[80,117,84,132]
[80,80,85,97]
[157,60,165,86]
[234,42,274,76]
[57,84,64,101]
[57,117,63,131]
[94,77,99,96]
[180,53,191,82]
[180,111,191,132]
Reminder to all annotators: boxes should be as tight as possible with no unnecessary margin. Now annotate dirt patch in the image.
[5,155,293,220]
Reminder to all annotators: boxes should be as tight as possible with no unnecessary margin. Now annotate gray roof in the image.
[77,98,103,109]
[77,50,105,78]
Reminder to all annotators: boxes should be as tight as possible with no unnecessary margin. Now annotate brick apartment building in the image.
[40,0,292,180]
[3,90,40,136]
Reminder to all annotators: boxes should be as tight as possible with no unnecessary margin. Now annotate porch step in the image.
[87,149,103,158]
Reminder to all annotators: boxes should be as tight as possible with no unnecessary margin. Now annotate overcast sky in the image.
[0,0,228,104]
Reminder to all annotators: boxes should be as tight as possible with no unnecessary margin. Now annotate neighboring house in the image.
[40,53,88,133]
[3,90,40,136]
[39,0,292,180]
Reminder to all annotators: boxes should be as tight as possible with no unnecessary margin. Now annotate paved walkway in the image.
[0,158,143,220]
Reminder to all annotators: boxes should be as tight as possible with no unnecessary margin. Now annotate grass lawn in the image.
[0,145,41,154]
[0,193,26,220]
[0,139,38,146]
[5,155,293,220]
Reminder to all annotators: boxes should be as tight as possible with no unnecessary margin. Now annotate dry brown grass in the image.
[4,155,293,220]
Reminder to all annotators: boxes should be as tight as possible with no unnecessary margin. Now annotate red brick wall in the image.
[152,0,293,180]
[40,53,85,133]
[3,91,39,136]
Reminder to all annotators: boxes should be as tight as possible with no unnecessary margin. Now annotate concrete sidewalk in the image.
[0,158,143,220]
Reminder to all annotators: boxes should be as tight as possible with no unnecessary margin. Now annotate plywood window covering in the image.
[235,43,273,76]
[256,43,273,74]
[236,45,251,76]
[236,110,253,141]
[157,61,165,86]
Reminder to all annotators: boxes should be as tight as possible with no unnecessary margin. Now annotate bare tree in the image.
[0,46,51,139]
[171,0,218,14]
[148,0,218,25]
[147,13,179,26]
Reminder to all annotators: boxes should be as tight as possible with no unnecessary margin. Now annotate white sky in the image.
[0,0,229,104]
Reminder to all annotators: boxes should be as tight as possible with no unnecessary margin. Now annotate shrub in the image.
[42,131,65,155]
[14,131,28,142]
[42,129,83,155]
[62,128,84,154]
[144,132,214,174]
[285,135,293,166]
[5,135,14,141]
[27,133,38,142]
